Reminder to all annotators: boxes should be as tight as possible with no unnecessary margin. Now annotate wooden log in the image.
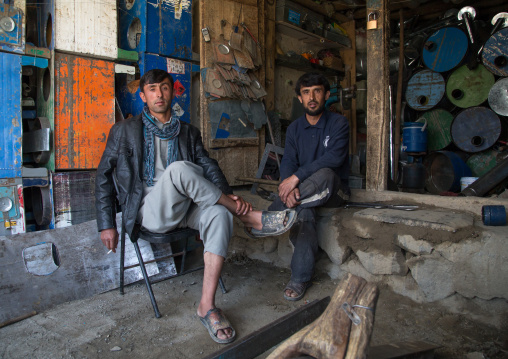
[344,282,379,359]
[267,273,369,359]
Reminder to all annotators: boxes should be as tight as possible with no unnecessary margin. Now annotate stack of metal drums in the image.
[400,7,508,195]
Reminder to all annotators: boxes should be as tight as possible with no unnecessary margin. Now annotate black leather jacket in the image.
[95,114,233,237]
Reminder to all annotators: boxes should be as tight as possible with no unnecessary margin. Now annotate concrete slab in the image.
[352,208,474,232]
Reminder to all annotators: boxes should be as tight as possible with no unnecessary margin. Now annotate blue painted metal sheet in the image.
[36,0,55,50]
[482,27,508,77]
[422,27,468,73]
[405,70,445,111]
[0,52,22,178]
[0,3,24,54]
[117,53,191,123]
[118,0,192,60]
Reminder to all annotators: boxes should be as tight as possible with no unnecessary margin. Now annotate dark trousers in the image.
[268,168,348,283]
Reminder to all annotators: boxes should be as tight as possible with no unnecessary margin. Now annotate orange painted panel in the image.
[54,53,115,169]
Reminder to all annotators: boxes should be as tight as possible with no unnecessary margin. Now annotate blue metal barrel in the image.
[424,151,472,194]
[422,26,468,73]
[482,27,508,77]
[451,107,504,153]
[405,70,446,111]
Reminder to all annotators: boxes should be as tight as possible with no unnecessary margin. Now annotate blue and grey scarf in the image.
[142,105,181,187]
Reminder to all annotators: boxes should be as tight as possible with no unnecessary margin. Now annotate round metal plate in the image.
[446,64,495,108]
[212,79,222,89]
[482,27,508,76]
[0,16,15,32]
[0,197,13,212]
[451,107,502,153]
[417,109,454,151]
[405,70,445,111]
[422,27,468,73]
[218,44,230,55]
[488,77,508,116]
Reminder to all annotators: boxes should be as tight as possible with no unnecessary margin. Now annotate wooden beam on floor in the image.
[203,296,331,359]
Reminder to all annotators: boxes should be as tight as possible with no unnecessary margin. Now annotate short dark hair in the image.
[139,69,174,93]
[294,72,331,96]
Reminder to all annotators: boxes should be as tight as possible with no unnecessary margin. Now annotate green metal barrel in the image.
[466,149,500,177]
[417,109,454,151]
[446,64,495,108]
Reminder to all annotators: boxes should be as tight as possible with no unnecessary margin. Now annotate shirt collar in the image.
[303,110,328,129]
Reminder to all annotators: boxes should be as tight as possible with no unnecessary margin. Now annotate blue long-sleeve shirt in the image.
[280,110,350,187]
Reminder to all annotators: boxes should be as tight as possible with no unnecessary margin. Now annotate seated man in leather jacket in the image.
[95,69,295,344]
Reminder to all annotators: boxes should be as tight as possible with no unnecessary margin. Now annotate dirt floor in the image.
[0,248,507,359]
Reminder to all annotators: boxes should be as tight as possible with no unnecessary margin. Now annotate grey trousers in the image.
[137,161,233,258]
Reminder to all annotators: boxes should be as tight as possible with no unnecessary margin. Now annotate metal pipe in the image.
[462,156,508,196]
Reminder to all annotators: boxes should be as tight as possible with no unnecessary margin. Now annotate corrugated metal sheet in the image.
[0,52,22,178]
[118,0,192,60]
[117,53,192,122]
[54,53,115,170]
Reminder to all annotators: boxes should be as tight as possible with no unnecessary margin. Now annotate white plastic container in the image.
[460,177,479,191]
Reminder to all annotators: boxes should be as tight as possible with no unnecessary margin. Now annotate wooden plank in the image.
[340,20,357,156]
[203,296,331,359]
[200,0,262,185]
[366,0,390,191]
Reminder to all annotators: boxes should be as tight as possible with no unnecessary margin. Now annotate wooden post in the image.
[340,21,357,156]
[366,0,390,191]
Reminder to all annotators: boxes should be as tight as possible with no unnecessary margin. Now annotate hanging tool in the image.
[240,22,262,49]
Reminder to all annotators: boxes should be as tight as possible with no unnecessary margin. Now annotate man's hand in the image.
[285,188,301,208]
[278,175,300,204]
[100,228,119,253]
[227,194,253,215]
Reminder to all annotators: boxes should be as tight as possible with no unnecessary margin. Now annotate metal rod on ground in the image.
[0,311,37,328]
[394,9,404,181]
[236,177,280,185]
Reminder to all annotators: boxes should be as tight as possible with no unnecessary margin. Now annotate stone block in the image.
[353,208,474,232]
[340,218,374,239]
[406,254,454,302]
[356,248,408,275]
[395,234,434,255]
[435,229,508,300]
[340,258,378,282]
[317,216,351,265]
[385,274,427,303]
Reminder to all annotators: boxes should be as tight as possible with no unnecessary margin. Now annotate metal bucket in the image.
[446,64,495,108]
[482,27,508,77]
[405,70,445,111]
[402,121,427,153]
[451,107,504,153]
[417,109,453,151]
[424,151,472,194]
[422,26,468,73]
[488,77,508,117]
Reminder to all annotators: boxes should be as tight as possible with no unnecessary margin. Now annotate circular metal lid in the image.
[488,77,508,117]
[0,17,15,32]
[212,79,222,89]
[0,197,13,212]
[218,44,230,55]
[446,64,495,108]
[422,27,468,73]
[451,107,501,153]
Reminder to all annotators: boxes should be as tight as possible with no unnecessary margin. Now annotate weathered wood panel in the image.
[55,0,117,59]
[366,0,390,191]
[200,0,262,185]
[54,53,115,170]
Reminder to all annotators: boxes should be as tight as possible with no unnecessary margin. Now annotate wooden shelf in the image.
[275,55,345,78]
[276,21,351,49]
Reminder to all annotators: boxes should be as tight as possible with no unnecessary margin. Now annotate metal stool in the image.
[119,223,227,318]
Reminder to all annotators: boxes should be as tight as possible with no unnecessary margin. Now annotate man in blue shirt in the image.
[268,72,350,301]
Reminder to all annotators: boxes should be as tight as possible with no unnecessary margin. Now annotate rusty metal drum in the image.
[451,107,503,153]
[424,151,472,194]
[405,70,446,111]
[417,109,454,151]
[422,26,469,73]
[488,77,508,117]
[446,64,495,108]
[482,27,508,77]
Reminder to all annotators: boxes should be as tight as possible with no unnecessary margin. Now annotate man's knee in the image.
[202,205,233,231]
[166,160,196,173]
[312,168,336,182]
